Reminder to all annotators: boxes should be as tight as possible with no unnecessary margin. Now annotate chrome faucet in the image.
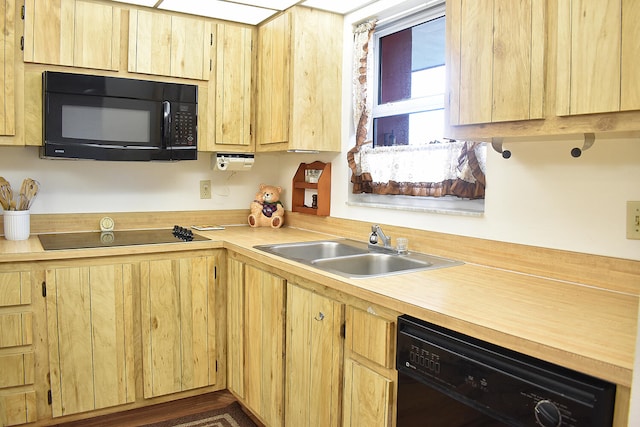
[369,225,392,250]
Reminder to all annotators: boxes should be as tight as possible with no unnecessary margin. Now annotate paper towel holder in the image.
[214,152,255,171]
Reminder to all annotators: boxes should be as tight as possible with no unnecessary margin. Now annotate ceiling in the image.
[110,0,377,25]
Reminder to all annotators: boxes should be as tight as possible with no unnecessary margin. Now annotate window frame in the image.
[371,5,447,129]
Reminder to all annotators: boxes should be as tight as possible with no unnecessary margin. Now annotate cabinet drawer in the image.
[0,390,37,426]
[0,353,34,388]
[0,272,31,307]
[347,307,395,369]
[0,313,33,348]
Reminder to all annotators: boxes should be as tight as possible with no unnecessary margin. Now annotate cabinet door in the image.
[212,23,253,149]
[244,264,285,427]
[226,258,245,398]
[256,12,290,146]
[127,9,172,77]
[448,0,544,125]
[0,0,15,136]
[45,264,135,417]
[288,7,342,152]
[256,7,342,152]
[285,283,344,427]
[128,9,211,80]
[23,0,120,70]
[170,15,211,80]
[342,360,393,427]
[140,255,217,398]
[557,0,640,115]
[621,0,640,110]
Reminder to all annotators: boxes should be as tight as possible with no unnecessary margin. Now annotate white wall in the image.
[0,145,281,214]
[3,140,638,260]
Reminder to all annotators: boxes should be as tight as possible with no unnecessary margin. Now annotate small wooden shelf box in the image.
[291,161,331,216]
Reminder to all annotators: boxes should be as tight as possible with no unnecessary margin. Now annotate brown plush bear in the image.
[248,184,285,228]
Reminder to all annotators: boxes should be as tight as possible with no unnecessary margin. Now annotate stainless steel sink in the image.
[254,239,369,262]
[312,253,432,278]
[254,239,462,278]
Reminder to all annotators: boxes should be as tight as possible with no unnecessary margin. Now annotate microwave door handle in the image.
[162,101,171,148]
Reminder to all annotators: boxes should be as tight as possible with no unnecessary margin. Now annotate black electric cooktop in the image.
[38,227,210,251]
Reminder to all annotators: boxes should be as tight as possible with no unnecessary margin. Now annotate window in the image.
[373,15,445,147]
[348,4,486,215]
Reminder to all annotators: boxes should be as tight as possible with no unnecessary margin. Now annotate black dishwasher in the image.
[396,315,616,426]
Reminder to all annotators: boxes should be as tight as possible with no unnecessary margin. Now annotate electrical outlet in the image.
[200,180,211,199]
[627,201,640,239]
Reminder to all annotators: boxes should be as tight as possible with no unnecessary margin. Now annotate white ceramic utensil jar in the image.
[4,210,30,240]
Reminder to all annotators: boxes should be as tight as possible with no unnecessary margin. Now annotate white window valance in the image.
[357,141,486,184]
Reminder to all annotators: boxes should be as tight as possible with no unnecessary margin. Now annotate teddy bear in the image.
[248,183,285,228]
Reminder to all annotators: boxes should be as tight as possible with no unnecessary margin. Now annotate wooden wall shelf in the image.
[291,161,331,216]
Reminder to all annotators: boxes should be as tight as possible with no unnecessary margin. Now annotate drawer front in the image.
[0,353,35,388]
[0,272,32,307]
[0,390,37,426]
[0,313,33,348]
[348,307,395,368]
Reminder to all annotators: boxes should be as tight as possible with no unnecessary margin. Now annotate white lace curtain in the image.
[346,19,486,199]
[357,142,486,184]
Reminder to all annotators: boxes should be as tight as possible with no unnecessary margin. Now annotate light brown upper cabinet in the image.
[128,9,212,80]
[0,0,15,137]
[256,6,343,152]
[447,0,545,125]
[199,23,253,152]
[23,0,120,70]
[446,0,640,140]
[556,0,640,116]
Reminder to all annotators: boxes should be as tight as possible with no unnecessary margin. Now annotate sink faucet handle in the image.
[370,224,392,248]
[369,227,378,245]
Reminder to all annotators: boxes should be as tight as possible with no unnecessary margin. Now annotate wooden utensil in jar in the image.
[0,177,12,211]
[18,178,40,210]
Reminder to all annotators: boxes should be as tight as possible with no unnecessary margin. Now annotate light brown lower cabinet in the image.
[227,255,398,427]
[342,359,393,427]
[227,258,286,427]
[285,282,344,427]
[140,255,219,398]
[45,263,136,417]
[342,306,397,427]
[38,250,222,422]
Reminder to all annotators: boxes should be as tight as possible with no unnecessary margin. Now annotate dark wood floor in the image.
[52,390,262,427]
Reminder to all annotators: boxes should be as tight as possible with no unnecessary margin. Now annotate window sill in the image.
[347,194,484,217]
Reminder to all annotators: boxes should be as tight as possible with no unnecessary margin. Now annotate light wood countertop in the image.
[1,224,637,388]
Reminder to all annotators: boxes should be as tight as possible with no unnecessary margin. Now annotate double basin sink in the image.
[254,239,462,279]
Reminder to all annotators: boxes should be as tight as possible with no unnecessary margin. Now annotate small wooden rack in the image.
[291,161,331,216]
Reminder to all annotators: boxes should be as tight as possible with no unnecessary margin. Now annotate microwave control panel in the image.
[172,104,197,146]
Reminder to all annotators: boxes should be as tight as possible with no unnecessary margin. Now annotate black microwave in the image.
[42,71,198,161]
